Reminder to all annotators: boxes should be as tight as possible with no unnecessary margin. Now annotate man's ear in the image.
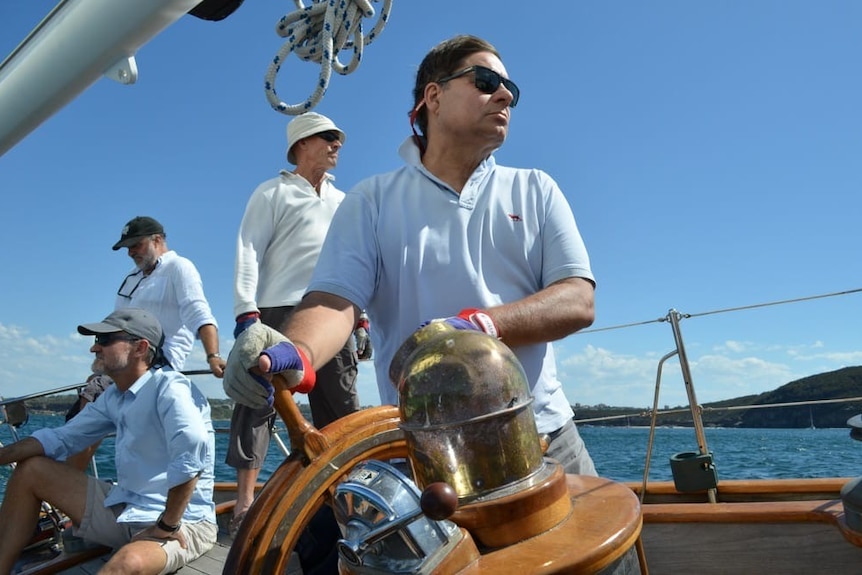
[424,81,443,114]
[134,339,151,361]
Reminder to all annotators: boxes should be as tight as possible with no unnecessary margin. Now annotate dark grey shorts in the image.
[225,305,360,469]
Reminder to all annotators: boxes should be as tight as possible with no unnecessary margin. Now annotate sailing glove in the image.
[422,308,500,339]
[261,342,316,394]
[224,321,315,409]
[354,312,373,361]
[234,311,260,338]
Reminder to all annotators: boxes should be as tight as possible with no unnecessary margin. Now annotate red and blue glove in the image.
[234,311,260,338]
[260,341,316,394]
[422,308,500,339]
[224,323,315,409]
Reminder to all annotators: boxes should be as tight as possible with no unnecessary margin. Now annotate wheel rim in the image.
[224,406,407,574]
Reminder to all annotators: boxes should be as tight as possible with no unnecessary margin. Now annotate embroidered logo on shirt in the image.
[508,213,522,222]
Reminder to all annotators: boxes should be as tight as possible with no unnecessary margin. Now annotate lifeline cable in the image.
[578,286,862,335]
[265,0,393,115]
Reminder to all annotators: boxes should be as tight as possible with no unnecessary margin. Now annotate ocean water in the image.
[579,425,862,482]
[2,416,862,499]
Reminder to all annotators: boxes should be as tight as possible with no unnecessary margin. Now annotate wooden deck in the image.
[50,534,233,575]
[15,486,305,575]
[18,477,862,574]
[22,514,302,575]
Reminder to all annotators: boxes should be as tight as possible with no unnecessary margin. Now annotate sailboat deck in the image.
[45,534,232,575]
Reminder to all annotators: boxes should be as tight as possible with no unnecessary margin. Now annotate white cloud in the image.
[689,353,796,400]
[554,336,862,411]
[558,344,665,408]
[718,340,748,353]
[0,322,92,399]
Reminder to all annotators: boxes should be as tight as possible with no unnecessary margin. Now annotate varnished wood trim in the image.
[643,498,842,524]
[626,477,852,496]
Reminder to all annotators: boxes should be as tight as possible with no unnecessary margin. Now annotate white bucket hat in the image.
[286,112,346,164]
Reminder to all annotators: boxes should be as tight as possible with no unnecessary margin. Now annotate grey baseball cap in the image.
[78,308,165,351]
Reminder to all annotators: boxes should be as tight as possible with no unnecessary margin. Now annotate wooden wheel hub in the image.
[451,459,572,548]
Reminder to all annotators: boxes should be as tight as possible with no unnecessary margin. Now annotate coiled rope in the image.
[265,0,393,115]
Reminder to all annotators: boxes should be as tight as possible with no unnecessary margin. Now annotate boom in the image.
[0,0,228,158]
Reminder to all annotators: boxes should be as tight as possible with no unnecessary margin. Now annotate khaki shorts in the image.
[74,477,217,574]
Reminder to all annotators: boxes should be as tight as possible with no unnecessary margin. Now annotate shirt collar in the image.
[127,369,156,396]
[398,136,496,188]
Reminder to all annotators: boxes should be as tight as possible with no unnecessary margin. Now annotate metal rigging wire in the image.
[577,287,862,335]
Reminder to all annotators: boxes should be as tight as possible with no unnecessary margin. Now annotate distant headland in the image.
[574,366,862,428]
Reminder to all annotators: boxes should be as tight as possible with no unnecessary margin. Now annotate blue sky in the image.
[1,1,861,411]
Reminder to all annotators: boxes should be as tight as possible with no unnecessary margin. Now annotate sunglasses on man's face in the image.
[436,65,520,108]
[315,131,341,143]
[94,333,141,347]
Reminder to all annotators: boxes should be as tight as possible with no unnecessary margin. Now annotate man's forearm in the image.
[285,291,358,370]
[488,277,596,347]
[0,436,44,466]
[161,476,199,526]
[198,324,220,357]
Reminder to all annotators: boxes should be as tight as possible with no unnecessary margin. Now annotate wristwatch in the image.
[156,512,182,533]
[206,352,221,361]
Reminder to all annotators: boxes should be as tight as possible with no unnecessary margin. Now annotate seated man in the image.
[64,373,113,471]
[0,308,217,575]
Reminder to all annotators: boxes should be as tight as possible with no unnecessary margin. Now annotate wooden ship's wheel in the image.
[225,390,644,574]
[226,328,644,574]
[223,389,406,574]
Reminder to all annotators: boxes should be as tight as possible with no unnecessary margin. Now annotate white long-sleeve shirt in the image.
[115,250,218,370]
[233,170,344,317]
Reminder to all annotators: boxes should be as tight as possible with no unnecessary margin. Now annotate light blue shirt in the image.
[33,368,216,524]
[115,250,218,370]
[308,137,595,434]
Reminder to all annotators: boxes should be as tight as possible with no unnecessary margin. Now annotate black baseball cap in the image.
[112,216,165,251]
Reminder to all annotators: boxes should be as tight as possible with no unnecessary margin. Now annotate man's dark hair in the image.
[411,35,501,137]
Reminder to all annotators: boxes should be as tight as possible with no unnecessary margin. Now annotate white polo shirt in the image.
[308,137,595,434]
[234,170,344,317]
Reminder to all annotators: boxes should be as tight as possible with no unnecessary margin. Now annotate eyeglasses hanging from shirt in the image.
[117,259,161,299]
[117,270,145,299]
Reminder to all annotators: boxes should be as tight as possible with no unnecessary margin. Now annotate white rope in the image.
[265,0,394,115]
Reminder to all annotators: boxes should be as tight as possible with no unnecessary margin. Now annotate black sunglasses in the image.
[436,65,520,108]
[315,131,341,143]
[94,333,141,347]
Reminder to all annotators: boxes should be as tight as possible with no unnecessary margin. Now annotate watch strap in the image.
[156,512,181,533]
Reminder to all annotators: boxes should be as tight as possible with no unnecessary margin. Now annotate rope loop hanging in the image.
[265,0,393,115]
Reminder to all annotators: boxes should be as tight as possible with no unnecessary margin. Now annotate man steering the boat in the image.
[0,308,217,575]
[224,34,598,477]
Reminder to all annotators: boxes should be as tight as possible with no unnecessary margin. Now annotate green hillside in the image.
[575,366,862,428]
